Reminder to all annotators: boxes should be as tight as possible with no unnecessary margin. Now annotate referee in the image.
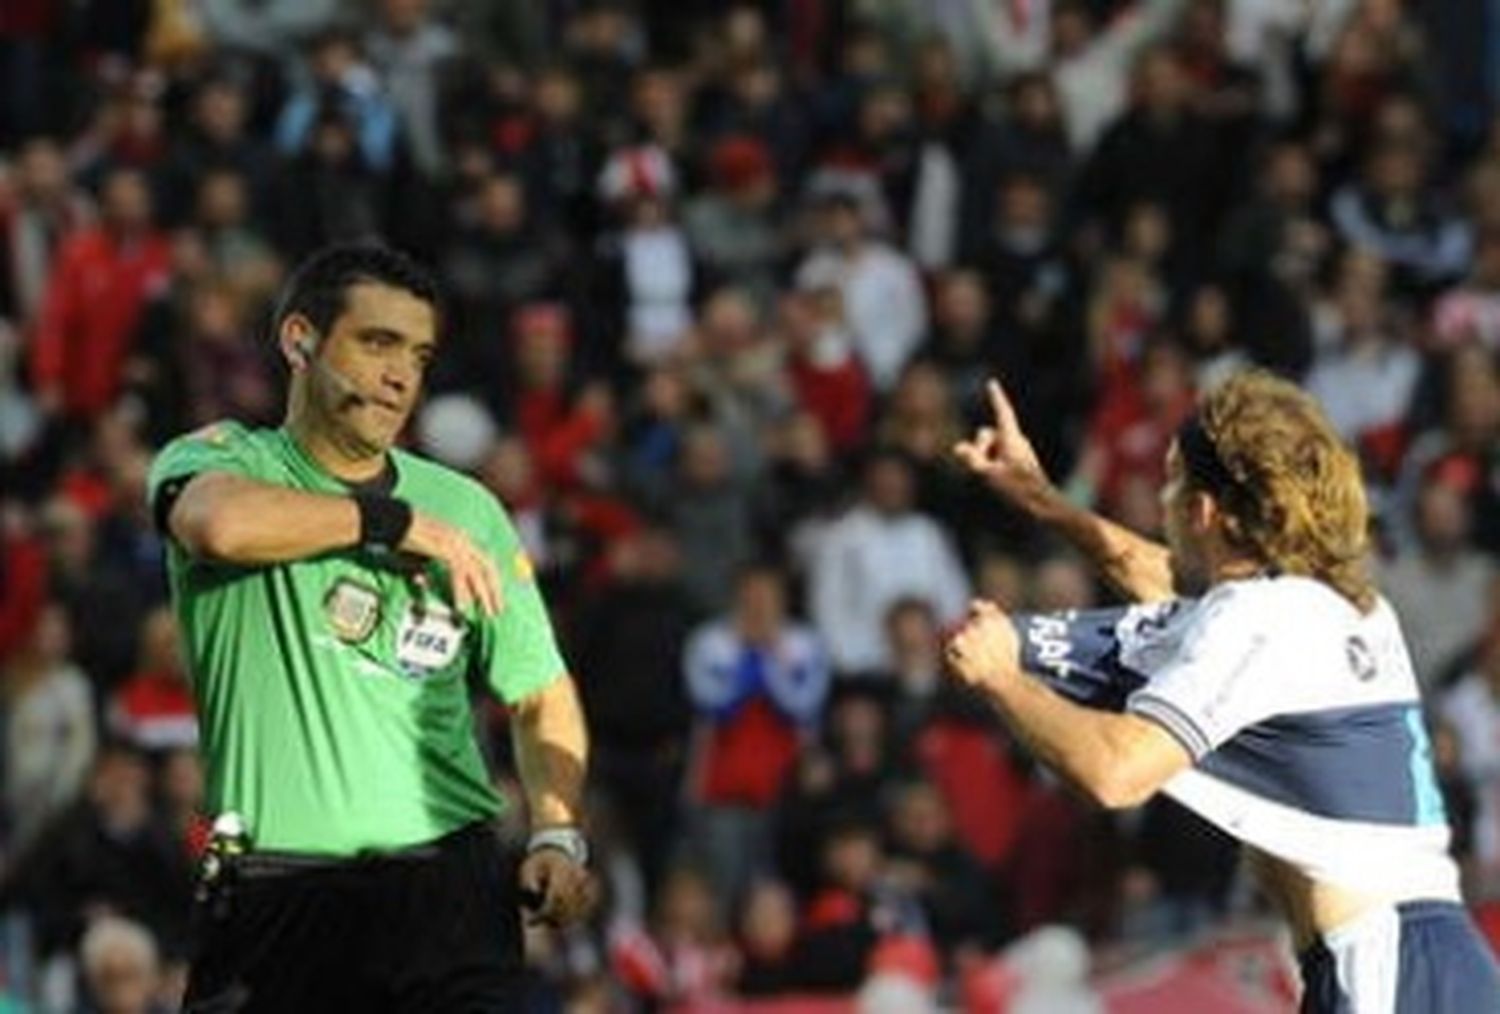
[148,245,593,1011]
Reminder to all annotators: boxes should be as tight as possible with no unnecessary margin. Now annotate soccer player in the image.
[944,373,1500,1012]
[148,245,592,1011]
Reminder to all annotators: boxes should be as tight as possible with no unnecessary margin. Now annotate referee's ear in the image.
[279,314,319,372]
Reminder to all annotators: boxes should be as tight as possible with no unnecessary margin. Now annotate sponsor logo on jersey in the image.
[324,578,382,643]
[1346,635,1377,681]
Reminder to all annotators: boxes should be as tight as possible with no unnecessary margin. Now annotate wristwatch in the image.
[527,826,589,867]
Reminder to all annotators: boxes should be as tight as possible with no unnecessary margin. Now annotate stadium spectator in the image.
[1379,472,1496,686]
[1441,616,1500,892]
[1306,249,1420,455]
[683,563,830,908]
[363,0,459,179]
[108,607,196,754]
[0,136,94,327]
[274,28,397,174]
[810,450,969,676]
[683,135,782,315]
[609,864,737,1007]
[733,877,806,995]
[1330,141,1471,297]
[161,77,276,228]
[796,190,928,393]
[2,602,95,852]
[1433,227,1500,353]
[777,287,872,455]
[442,172,571,380]
[572,524,694,898]
[29,168,170,423]
[78,915,167,1014]
[1,742,194,968]
[884,778,1003,953]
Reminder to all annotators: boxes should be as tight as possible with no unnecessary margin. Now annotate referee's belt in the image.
[229,822,494,880]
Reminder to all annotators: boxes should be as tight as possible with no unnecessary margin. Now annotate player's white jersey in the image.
[1118,576,1459,903]
[1015,575,1459,901]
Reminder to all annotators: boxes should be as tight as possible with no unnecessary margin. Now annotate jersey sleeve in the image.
[1124,588,1279,761]
[471,499,567,704]
[1013,603,1168,711]
[146,421,260,535]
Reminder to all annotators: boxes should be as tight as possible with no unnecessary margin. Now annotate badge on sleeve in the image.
[396,601,466,677]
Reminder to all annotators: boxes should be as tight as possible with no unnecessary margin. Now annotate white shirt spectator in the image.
[1053,0,1189,153]
[1305,338,1420,444]
[797,242,928,392]
[810,505,970,675]
[624,224,695,362]
[6,662,96,849]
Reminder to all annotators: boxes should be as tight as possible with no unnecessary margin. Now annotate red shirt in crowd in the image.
[110,667,199,752]
[31,227,171,419]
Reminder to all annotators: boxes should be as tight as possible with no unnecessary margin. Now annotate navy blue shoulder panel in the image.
[1198,703,1429,825]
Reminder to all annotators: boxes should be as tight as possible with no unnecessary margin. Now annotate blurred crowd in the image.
[1,0,1499,1011]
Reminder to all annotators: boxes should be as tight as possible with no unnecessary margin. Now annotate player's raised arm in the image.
[163,471,501,615]
[954,379,1174,603]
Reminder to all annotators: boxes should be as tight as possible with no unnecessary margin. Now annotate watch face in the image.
[530,829,588,866]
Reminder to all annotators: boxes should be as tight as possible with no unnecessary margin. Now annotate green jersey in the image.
[148,421,566,856]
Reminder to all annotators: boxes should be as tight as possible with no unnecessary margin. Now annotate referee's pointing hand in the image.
[400,512,504,616]
[519,848,596,928]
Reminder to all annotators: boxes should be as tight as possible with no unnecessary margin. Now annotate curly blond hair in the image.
[1195,371,1376,612]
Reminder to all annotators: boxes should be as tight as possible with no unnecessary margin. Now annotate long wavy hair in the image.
[1195,371,1377,612]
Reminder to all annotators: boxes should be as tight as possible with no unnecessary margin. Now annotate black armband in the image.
[152,474,198,535]
[354,494,413,553]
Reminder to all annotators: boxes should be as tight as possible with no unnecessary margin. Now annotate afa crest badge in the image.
[324,578,382,643]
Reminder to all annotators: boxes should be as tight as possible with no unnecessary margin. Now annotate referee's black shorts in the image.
[182,822,524,1012]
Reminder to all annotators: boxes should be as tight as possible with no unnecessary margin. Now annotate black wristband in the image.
[354,494,413,553]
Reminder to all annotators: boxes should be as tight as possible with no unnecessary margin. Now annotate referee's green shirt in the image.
[148,421,566,856]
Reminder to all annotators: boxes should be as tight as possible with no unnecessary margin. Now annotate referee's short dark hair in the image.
[274,243,443,338]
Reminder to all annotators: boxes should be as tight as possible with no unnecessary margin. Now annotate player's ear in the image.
[1188,489,1218,534]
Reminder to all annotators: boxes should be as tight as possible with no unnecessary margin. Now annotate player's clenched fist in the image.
[401,512,504,616]
[944,599,1021,692]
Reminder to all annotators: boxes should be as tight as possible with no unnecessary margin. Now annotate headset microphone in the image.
[297,333,368,409]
